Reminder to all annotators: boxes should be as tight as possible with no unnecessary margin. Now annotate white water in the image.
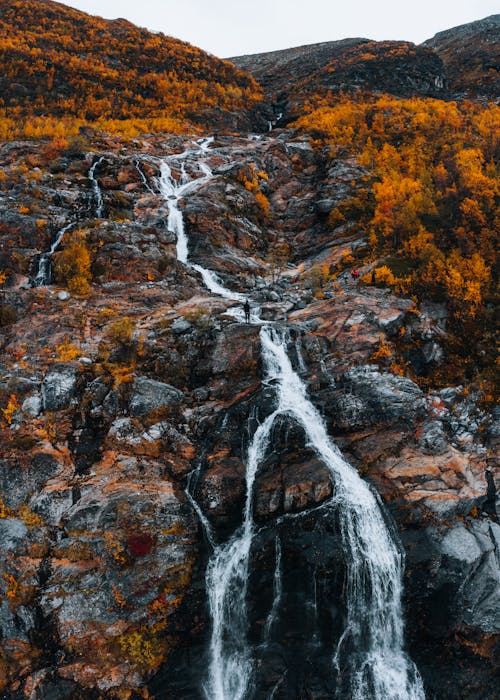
[88,155,105,218]
[262,536,282,644]
[157,138,248,306]
[260,327,425,700]
[135,159,156,194]
[33,222,75,287]
[268,112,283,132]
[157,136,424,700]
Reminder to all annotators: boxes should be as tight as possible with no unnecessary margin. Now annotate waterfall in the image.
[32,221,75,287]
[156,141,246,303]
[203,326,424,700]
[88,155,105,218]
[157,137,424,700]
[262,536,282,645]
[259,327,425,700]
[135,159,156,194]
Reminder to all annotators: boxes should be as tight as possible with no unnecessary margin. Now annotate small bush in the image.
[54,230,92,296]
[55,339,81,362]
[105,317,136,346]
[0,305,17,327]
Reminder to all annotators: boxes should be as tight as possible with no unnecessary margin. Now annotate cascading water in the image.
[156,140,247,305]
[262,536,282,645]
[88,155,105,217]
[259,327,425,700]
[135,159,156,194]
[32,221,75,287]
[157,137,425,700]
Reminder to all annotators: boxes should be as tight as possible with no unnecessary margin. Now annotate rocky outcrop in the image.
[0,129,497,700]
[129,377,184,417]
[41,364,78,411]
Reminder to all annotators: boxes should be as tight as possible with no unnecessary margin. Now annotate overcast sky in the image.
[59,0,498,57]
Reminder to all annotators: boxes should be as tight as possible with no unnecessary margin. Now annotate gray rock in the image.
[129,376,183,417]
[420,420,449,454]
[0,601,35,642]
[336,366,425,427]
[57,291,70,301]
[316,198,336,214]
[0,453,62,509]
[0,518,28,552]
[30,489,74,526]
[422,341,444,364]
[21,394,42,417]
[41,365,78,410]
[102,388,120,416]
[406,520,500,636]
[171,317,192,335]
[436,521,500,632]
[441,525,482,564]
[85,377,110,408]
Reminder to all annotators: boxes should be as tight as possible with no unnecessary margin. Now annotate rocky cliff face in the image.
[0,128,498,699]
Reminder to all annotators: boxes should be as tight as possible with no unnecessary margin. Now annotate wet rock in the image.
[406,520,500,634]
[129,376,184,416]
[255,454,333,519]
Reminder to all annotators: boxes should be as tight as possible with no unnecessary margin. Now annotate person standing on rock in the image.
[244,299,251,324]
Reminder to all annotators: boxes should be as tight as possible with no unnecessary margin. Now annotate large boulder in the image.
[129,376,184,417]
[331,365,425,429]
[41,364,78,411]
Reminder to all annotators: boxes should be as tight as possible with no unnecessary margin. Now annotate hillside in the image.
[231,38,446,119]
[0,5,498,700]
[423,15,500,97]
[231,15,499,119]
[0,0,263,134]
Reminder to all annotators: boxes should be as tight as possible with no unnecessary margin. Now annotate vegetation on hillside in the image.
[0,0,262,138]
[293,95,499,387]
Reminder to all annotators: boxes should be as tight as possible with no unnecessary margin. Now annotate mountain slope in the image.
[0,0,262,129]
[423,14,500,97]
[231,38,446,119]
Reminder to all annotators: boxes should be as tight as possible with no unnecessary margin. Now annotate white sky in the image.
[58,0,498,57]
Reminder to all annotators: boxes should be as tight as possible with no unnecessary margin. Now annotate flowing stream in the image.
[32,221,75,287]
[32,155,107,287]
[88,155,105,218]
[157,137,425,700]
